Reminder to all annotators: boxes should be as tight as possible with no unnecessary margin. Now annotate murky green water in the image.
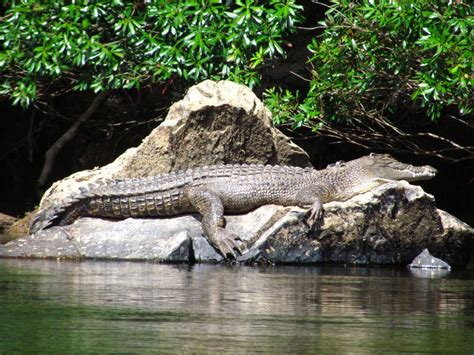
[0,259,473,354]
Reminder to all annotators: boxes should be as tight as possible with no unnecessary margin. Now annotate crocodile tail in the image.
[28,184,96,234]
[29,205,65,234]
[28,197,86,234]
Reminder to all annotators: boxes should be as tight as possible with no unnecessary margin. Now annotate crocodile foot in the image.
[210,229,245,260]
[306,205,325,233]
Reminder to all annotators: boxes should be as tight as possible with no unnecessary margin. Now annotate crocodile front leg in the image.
[306,197,323,228]
[295,187,327,230]
[186,186,243,259]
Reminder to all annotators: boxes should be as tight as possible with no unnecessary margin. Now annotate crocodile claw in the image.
[210,229,245,260]
[306,205,324,232]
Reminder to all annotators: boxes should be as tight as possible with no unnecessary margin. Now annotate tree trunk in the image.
[36,90,111,190]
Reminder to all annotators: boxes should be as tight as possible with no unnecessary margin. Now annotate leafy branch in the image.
[265,0,473,161]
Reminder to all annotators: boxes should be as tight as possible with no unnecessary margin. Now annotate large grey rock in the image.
[1,182,472,266]
[245,181,472,266]
[38,80,310,211]
[0,205,283,262]
[120,79,311,176]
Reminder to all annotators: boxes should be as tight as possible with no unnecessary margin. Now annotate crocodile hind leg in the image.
[295,188,326,231]
[186,186,244,259]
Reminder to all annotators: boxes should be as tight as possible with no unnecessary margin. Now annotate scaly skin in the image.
[30,154,437,259]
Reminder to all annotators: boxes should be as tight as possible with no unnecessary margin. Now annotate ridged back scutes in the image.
[84,164,314,197]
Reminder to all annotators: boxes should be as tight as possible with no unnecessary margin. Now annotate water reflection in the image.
[409,268,451,279]
[0,259,473,353]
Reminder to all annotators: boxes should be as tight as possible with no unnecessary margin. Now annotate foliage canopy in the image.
[265,0,473,128]
[0,0,303,107]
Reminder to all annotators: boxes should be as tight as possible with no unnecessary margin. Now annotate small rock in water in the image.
[408,248,451,270]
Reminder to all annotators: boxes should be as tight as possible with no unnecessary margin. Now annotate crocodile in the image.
[29,154,437,259]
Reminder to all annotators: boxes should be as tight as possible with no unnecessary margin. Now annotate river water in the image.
[0,259,473,354]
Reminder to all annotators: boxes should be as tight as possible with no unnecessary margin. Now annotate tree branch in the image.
[316,119,474,162]
[37,91,111,189]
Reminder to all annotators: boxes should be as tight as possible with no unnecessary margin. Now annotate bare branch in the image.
[37,91,111,189]
[317,121,474,162]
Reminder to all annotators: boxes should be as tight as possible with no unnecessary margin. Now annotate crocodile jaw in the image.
[395,165,438,182]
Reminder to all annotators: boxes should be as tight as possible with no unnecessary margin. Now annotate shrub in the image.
[266,0,472,128]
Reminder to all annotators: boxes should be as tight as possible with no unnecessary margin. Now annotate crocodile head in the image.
[356,153,438,182]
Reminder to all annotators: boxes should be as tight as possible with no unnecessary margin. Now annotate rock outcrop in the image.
[2,80,471,266]
[0,212,16,234]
